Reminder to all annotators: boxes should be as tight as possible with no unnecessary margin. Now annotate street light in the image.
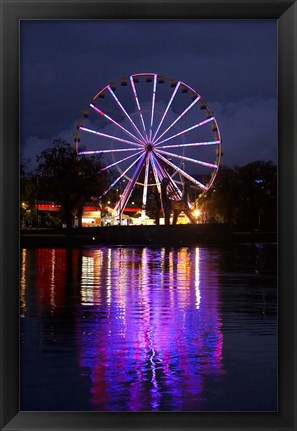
[193,209,201,217]
[193,208,201,223]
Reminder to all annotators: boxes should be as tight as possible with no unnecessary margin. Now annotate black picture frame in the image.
[1,1,296,430]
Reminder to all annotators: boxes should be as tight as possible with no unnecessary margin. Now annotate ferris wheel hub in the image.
[76,72,222,221]
[146,143,153,152]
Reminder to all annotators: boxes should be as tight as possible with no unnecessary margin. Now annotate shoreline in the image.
[20,224,277,247]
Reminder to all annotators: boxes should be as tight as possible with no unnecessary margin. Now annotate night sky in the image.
[20,20,277,170]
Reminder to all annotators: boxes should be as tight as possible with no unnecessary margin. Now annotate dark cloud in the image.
[21,20,277,168]
[210,97,277,166]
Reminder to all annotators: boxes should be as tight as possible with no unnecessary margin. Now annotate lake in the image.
[20,243,277,411]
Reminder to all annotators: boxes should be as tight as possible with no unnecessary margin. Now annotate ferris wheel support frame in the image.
[75,72,223,224]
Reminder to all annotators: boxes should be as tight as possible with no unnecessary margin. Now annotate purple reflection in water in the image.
[20,245,277,411]
[77,247,223,411]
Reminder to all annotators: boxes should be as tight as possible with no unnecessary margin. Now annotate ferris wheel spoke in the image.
[150,154,172,209]
[149,154,161,194]
[114,154,147,214]
[168,178,184,200]
[154,117,215,147]
[151,153,182,199]
[107,86,146,142]
[78,147,140,155]
[155,152,208,191]
[141,156,150,219]
[157,140,221,150]
[153,96,201,145]
[130,76,148,141]
[149,74,157,143]
[150,153,167,180]
[114,175,137,215]
[79,126,143,148]
[78,73,222,220]
[152,82,181,143]
[90,103,144,146]
[155,148,218,169]
[99,153,145,199]
[101,150,144,171]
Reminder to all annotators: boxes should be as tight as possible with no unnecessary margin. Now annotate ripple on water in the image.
[20,245,277,412]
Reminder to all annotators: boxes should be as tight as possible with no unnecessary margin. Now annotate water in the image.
[20,244,277,412]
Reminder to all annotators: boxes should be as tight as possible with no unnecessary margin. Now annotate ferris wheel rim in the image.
[75,72,223,215]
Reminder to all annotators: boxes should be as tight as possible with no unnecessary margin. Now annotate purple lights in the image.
[152,81,181,142]
[129,75,148,141]
[20,245,277,412]
[78,127,141,148]
[113,153,147,213]
[149,74,157,142]
[156,148,218,169]
[75,247,224,411]
[157,140,221,149]
[90,103,144,145]
[155,152,208,191]
[76,73,222,215]
[99,152,145,199]
[100,150,143,171]
[155,116,215,147]
[107,85,146,142]
[153,95,201,145]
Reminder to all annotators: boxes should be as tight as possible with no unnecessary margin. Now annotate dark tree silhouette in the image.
[20,161,38,227]
[200,166,239,225]
[36,138,107,228]
[201,161,277,231]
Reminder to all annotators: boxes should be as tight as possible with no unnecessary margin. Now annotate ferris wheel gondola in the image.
[75,73,222,221]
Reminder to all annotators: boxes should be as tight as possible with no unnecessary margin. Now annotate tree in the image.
[201,161,277,231]
[200,166,240,226]
[235,161,277,231]
[20,160,38,227]
[36,138,108,228]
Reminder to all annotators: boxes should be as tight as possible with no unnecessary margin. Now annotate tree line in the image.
[198,161,277,231]
[21,139,108,228]
[21,138,277,231]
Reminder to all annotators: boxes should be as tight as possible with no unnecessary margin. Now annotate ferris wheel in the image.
[75,73,222,221]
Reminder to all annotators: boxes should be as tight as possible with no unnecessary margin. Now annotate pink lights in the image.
[79,126,142,148]
[156,152,208,191]
[156,148,218,169]
[99,152,145,199]
[155,117,215,146]
[78,147,140,155]
[75,246,224,411]
[149,74,158,142]
[129,76,148,141]
[90,103,144,146]
[77,73,222,211]
[154,95,201,145]
[101,150,143,171]
[152,81,181,142]
[107,85,146,142]
[157,140,221,149]
[114,153,147,214]
[141,156,150,216]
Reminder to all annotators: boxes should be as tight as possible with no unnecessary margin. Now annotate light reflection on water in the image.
[20,245,277,412]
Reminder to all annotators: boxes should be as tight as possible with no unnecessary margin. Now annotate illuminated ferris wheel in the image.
[75,73,222,220]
